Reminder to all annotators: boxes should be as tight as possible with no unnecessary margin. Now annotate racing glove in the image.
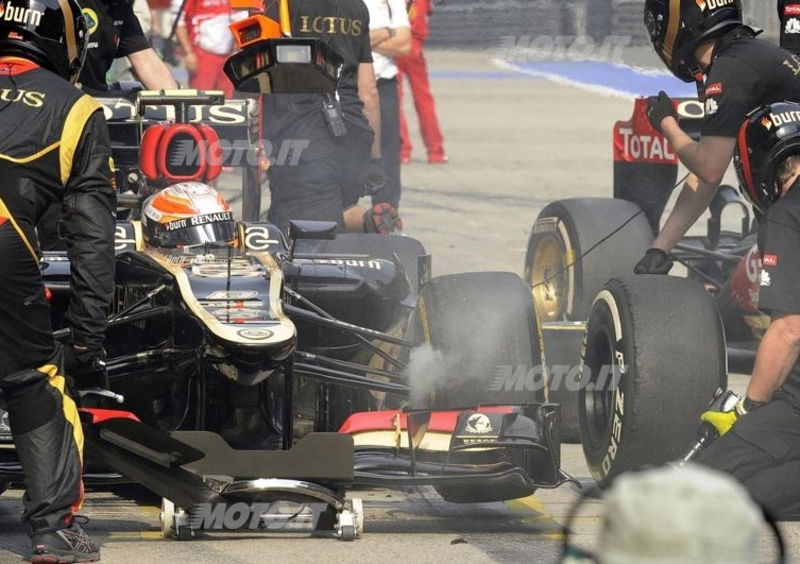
[633,248,673,275]
[64,344,110,390]
[646,91,678,134]
[361,158,387,196]
[364,203,403,235]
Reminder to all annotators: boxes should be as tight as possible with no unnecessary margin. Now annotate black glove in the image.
[634,248,673,275]
[64,345,109,390]
[646,91,678,134]
[361,158,387,196]
[364,203,403,235]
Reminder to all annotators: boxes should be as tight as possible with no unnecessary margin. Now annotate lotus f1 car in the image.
[0,32,572,541]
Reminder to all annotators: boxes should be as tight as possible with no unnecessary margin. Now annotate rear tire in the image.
[579,276,726,487]
[525,198,652,322]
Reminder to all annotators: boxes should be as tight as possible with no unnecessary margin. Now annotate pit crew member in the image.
[697,102,800,519]
[0,0,116,560]
[635,0,800,274]
[78,0,177,93]
[263,0,383,232]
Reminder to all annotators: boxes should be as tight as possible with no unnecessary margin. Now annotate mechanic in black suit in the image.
[0,0,116,560]
[696,102,800,519]
[263,0,385,233]
[635,0,800,274]
[78,0,177,93]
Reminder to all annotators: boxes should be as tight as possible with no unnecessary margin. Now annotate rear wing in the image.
[613,97,705,232]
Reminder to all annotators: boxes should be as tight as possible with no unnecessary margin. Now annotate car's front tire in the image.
[579,276,725,487]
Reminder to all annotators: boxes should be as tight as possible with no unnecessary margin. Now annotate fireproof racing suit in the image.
[699,186,800,519]
[0,56,115,534]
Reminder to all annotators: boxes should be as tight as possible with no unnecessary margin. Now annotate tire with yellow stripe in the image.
[524,198,652,323]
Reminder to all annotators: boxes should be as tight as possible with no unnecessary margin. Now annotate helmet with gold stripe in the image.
[644,0,743,83]
[0,0,88,82]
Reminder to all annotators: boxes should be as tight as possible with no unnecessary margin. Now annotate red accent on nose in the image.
[44,287,52,302]
[0,215,7,226]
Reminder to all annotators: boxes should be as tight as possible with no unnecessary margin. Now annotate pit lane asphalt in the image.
[0,50,793,562]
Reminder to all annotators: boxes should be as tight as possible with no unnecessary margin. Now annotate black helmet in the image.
[644,0,743,83]
[0,0,88,82]
[734,102,800,215]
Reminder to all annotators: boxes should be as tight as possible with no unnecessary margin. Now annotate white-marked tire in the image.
[525,198,652,322]
[579,276,725,488]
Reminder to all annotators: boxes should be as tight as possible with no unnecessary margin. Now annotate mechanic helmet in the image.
[734,102,800,216]
[141,182,237,248]
[0,0,88,82]
[643,0,743,83]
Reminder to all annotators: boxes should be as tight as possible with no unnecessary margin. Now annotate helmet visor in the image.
[160,213,237,248]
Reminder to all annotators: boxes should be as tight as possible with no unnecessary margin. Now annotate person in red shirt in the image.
[172,0,245,97]
[396,0,447,164]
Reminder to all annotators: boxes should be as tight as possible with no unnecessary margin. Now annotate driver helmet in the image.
[141,182,237,248]
[643,0,743,83]
[734,101,800,216]
[0,0,88,82]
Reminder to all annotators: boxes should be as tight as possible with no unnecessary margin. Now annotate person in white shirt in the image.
[348,0,410,234]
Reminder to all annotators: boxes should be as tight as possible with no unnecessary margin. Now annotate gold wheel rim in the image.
[531,235,567,322]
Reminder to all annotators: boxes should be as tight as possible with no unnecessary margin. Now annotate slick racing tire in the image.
[579,276,725,488]
[411,272,546,503]
[411,272,544,410]
[525,198,652,322]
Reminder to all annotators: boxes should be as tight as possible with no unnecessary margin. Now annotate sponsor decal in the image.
[761,270,772,287]
[763,254,779,267]
[82,7,98,34]
[785,4,800,16]
[705,82,723,97]
[207,290,258,300]
[166,211,233,231]
[243,225,279,251]
[464,413,493,434]
[616,127,676,163]
[314,258,383,270]
[787,17,800,34]
[762,116,774,130]
[705,97,719,116]
[0,1,43,26]
[695,0,734,10]
[0,88,44,107]
[770,110,800,127]
[237,328,273,340]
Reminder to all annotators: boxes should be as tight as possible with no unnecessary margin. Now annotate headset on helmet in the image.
[643,0,743,83]
[141,182,237,249]
[734,101,800,216]
[0,0,88,82]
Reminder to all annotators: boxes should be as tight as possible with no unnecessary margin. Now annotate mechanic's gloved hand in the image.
[646,91,678,134]
[361,158,387,196]
[364,203,403,235]
[64,345,109,390]
[700,399,752,437]
[633,248,673,275]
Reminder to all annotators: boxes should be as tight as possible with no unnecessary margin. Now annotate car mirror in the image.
[288,220,338,242]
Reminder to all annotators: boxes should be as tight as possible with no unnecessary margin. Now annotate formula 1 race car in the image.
[524,97,746,486]
[0,36,572,539]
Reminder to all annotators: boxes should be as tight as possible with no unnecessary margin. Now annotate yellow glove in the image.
[699,409,739,436]
[700,399,752,436]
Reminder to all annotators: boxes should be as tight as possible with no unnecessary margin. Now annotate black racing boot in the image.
[31,520,100,563]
